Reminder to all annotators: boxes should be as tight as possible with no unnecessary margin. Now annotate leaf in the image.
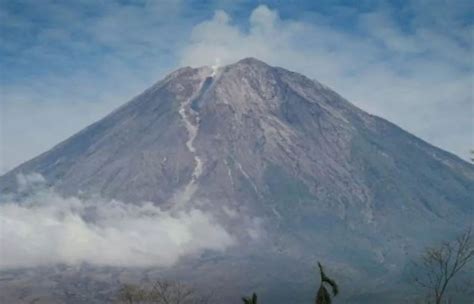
[318,262,339,296]
[316,286,331,304]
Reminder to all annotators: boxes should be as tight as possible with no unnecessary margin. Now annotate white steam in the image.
[0,175,234,269]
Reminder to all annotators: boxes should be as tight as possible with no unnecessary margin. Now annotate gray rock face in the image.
[2,58,472,227]
[1,58,473,303]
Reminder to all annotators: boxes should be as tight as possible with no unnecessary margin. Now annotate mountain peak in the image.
[1,54,473,303]
[235,57,269,66]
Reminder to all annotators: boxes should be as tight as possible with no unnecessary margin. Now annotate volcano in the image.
[1,58,473,303]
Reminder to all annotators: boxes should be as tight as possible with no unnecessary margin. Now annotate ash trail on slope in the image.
[175,68,218,205]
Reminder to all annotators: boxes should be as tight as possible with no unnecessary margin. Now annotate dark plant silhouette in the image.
[242,292,257,304]
[315,262,339,304]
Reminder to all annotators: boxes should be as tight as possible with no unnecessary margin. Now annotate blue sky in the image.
[0,0,473,172]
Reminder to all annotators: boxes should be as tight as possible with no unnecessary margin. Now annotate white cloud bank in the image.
[0,175,234,269]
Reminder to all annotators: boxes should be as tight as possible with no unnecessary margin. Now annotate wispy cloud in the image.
[0,1,472,174]
[0,0,199,173]
[180,4,473,160]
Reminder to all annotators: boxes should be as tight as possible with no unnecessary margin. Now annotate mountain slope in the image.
[2,58,471,226]
[1,58,473,303]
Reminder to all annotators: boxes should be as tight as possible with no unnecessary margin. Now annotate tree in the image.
[315,262,339,304]
[116,284,147,304]
[242,292,257,304]
[413,227,474,304]
[149,280,211,304]
[116,280,211,304]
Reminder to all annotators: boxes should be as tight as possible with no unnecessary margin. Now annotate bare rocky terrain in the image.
[1,58,473,303]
